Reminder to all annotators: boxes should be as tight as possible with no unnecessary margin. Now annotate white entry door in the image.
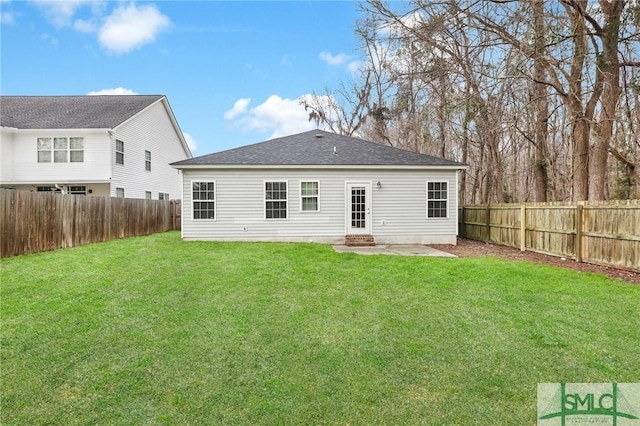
[346,182,371,234]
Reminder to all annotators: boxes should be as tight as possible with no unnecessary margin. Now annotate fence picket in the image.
[0,189,181,258]
[459,201,639,272]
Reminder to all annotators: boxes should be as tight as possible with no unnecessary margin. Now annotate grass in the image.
[1,231,639,425]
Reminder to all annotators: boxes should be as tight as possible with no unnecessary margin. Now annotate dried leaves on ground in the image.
[430,238,640,284]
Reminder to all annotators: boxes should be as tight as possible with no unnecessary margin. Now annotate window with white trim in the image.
[69,186,86,195]
[37,137,84,163]
[115,140,124,165]
[192,181,215,220]
[145,191,152,199]
[116,188,125,198]
[159,192,169,200]
[37,138,52,162]
[265,181,287,219]
[427,181,448,218]
[145,150,151,171]
[300,181,319,212]
[37,186,59,193]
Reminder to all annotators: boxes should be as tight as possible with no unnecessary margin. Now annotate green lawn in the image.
[2,231,638,425]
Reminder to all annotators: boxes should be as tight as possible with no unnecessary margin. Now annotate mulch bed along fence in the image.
[0,189,181,258]
[459,200,639,272]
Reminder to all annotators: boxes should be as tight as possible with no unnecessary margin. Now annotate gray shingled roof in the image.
[0,95,164,129]
[172,130,466,167]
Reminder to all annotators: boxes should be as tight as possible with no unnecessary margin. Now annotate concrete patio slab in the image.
[332,244,457,257]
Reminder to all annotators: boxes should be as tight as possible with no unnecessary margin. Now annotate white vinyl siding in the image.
[110,99,190,199]
[7,131,111,183]
[180,169,459,244]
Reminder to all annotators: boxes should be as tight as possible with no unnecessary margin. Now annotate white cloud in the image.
[30,0,96,27]
[320,51,361,75]
[40,32,58,47]
[98,3,170,54]
[225,95,318,139]
[73,17,96,33]
[30,1,169,53]
[319,51,351,66]
[347,60,362,74]
[87,87,138,95]
[223,98,251,120]
[1,11,14,25]
[280,55,293,67]
[183,133,198,152]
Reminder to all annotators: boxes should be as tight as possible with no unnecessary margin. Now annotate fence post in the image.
[575,204,583,263]
[171,200,177,230]
[485,204,491,243]
[520,204,526,252]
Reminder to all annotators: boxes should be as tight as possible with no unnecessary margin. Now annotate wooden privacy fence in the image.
[459,200,639,272]
[0,189,182,258]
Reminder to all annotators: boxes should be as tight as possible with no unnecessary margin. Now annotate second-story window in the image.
[115,140,124,165]
[145,150,151,171]
[37,137,84,163]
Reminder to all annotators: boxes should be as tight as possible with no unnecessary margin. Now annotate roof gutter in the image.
[171,163,469,171]
[1,127,111,133]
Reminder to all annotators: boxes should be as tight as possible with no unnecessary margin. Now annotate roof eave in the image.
[1,179,112,185]
[171,163,468,170]
[113,96,193,159]
[1,127,112,133]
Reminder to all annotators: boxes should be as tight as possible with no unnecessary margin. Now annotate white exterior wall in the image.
[0,129,15,182]
[181,168,460,244]
[112,100,190,199]
[0,128,111,185]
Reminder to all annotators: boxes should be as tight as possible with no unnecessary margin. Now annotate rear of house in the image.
[172,130,467,245]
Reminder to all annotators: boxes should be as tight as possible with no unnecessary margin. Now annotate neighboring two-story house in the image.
[0,95,192,199]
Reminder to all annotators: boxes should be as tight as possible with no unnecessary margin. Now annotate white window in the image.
[159,192,169,200]
[37,186,58,193]
[300,181,319,212]
[265,181,287,219]
[37,136,83,163]
[70,137,84,162]
[69,186,86,195]
[116,188,125,198]
[37,138,52,163]
[192,182,215,220]
[427,181,448,218]
[54,137,68,162]
[115,140,124,165]
[145,150,151,171]
[145,191,152,199]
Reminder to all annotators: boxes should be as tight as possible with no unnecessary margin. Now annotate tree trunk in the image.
[532,0,550,202]
[590,0,624,200]
[565,0,590,201]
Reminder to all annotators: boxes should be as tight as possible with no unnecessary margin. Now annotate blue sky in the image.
[0,0,363,155]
